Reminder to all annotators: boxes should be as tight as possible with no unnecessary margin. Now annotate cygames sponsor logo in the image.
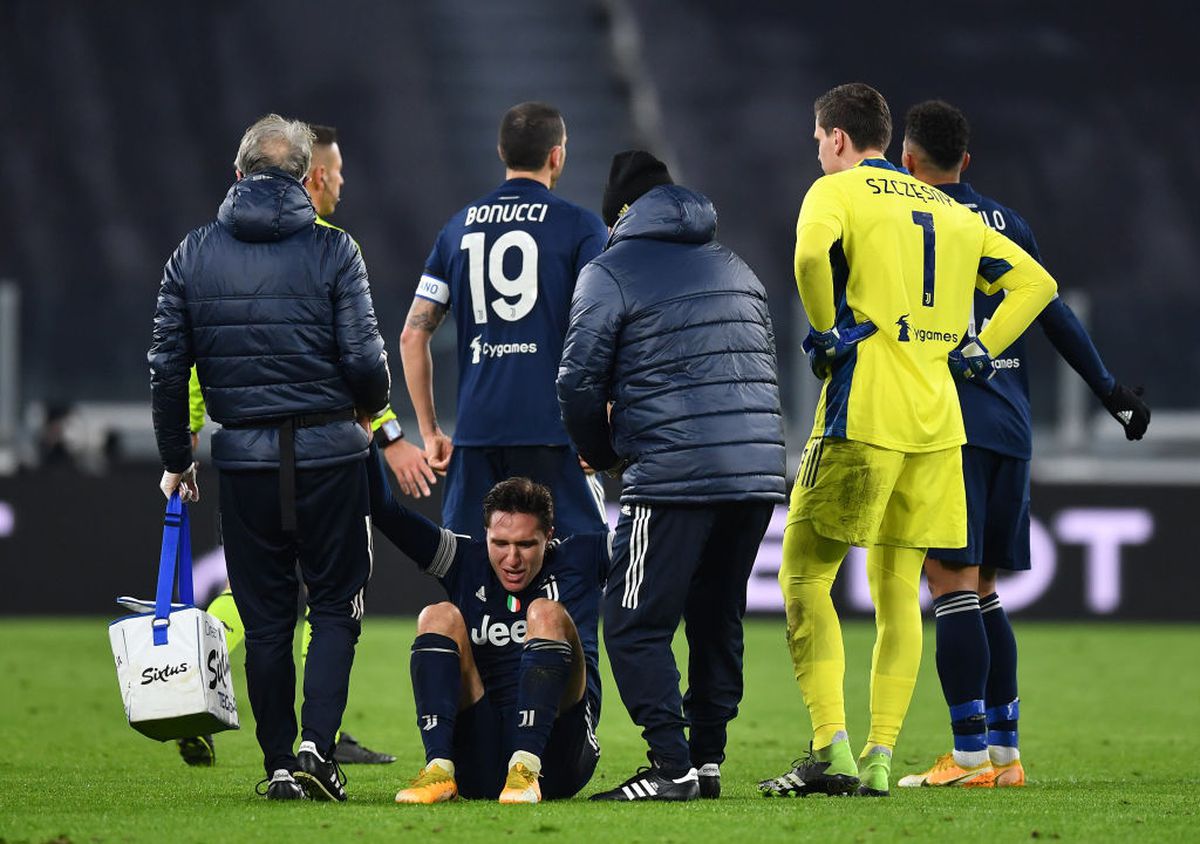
[469,335,538,365]
[896,313,959,344]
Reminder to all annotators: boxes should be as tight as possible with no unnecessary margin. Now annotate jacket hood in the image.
[608,184,716,247]
[217,169,316,243]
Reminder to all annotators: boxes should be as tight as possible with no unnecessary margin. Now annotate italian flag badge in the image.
[507,595,521,613]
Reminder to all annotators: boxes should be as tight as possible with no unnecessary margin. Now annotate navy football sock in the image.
[410,633,461,763]
[513,638,574,760]
[981,593,1019,749]
[933,591,989,755]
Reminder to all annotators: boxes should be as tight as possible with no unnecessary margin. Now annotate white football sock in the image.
[989,745,1020,766]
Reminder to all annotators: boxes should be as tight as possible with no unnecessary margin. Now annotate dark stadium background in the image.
[0,0,1195,618]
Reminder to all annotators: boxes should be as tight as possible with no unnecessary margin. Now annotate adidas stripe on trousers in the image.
[604,501,774,771]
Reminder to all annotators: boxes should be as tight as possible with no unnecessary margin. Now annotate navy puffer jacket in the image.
[149,169,390,472]
[557,185,786,503]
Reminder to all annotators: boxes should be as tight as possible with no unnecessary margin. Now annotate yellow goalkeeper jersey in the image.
[795,158,1055,453]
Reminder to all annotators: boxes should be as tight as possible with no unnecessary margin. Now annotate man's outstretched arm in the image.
[367,444,462,578]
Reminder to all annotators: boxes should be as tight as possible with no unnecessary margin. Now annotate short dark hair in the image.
[904,100,970,171]
[814,83,892,153]
[483,477,554,534]
[498,102,565,171]
[309,124,338,147]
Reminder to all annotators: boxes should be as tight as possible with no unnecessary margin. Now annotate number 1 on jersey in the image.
[460,231,540,324]
[911,211,936,307]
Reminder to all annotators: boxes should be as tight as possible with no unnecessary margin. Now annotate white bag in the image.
[108,493,240,741]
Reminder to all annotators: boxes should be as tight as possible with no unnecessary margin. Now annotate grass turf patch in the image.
[1,618,1197,843]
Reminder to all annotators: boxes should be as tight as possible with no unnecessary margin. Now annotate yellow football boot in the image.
[897,753,995,788]
[498,762,542,804]
[395,760,458,804]
[992,759,1026,787]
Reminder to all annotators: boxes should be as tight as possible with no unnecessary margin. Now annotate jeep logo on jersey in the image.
[468,335,539,365]
[895,314,959,345]
[470,614,528,647]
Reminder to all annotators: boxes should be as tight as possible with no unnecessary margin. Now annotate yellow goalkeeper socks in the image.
[864,544,926,750]
[209,590,315,669]
[205,590,244,653]
[300,612,313,665]
[779,518,852,747]
[206,591,342,743]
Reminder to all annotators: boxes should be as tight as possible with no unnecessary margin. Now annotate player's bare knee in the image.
[417,601,467,638]
[978,566,999,597]
[924,557,977,598]
[526,597,572,640]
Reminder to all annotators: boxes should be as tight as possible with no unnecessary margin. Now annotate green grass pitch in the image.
[1,618,1197,843]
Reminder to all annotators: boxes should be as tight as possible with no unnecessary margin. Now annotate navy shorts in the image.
[928,445,1031,571]
[452,693,601,800]
[442,445,608,537]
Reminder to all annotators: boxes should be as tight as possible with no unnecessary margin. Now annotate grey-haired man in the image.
[149,114,390,801]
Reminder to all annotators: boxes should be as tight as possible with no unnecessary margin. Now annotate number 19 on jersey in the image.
[460,231,539,324]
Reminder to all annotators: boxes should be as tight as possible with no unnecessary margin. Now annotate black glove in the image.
[1101,384,1150,441]
[948,338,996,382]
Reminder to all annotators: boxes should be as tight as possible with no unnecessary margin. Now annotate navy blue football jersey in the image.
[941,182,1112,459]
[389,500,607,714]
[417,178,608,447]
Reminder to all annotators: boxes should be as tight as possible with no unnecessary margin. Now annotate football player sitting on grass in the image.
[375,468,606,805]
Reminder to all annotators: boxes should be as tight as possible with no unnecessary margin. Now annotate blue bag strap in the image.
[153,492,194,645]
[178,502,194,606]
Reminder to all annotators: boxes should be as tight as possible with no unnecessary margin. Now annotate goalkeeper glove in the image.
[1101,383,1150,441]
[802,321,877,379]
[948,339,996,381]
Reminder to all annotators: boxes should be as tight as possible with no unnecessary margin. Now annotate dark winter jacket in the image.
[148,169,389,472]
[556,185,786,503]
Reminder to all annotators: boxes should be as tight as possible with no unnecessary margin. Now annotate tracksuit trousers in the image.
[219,457,372,775]
[603,500,774,772]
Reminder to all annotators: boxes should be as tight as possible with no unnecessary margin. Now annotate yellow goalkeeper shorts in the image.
[787,436,966,549]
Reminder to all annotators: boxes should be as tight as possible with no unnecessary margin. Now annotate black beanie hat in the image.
[602,150,673,226]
